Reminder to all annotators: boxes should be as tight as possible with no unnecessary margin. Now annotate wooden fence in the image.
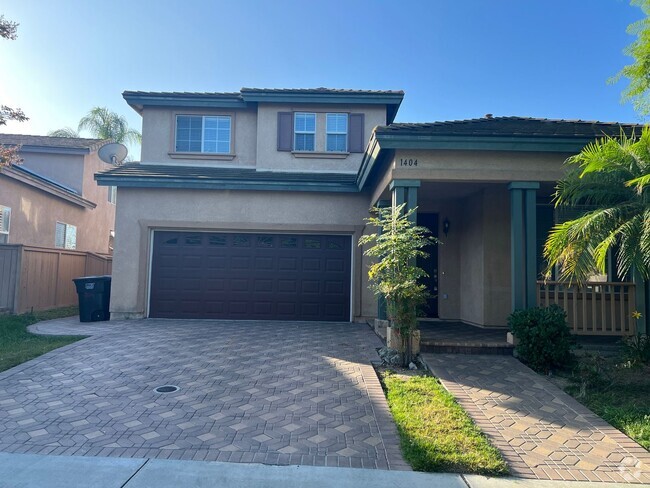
[537,281,636,336]
[0,244,112,314]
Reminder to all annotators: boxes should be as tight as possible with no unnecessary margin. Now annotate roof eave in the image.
[122,92,248,114]
[373,133,594,153]
[94,174,359,193]
[2,166,97,209]
[240,91,404,106]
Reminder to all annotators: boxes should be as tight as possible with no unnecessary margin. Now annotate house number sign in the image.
[399,158,418,167]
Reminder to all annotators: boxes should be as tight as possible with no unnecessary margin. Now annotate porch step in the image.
[421,341,514,355]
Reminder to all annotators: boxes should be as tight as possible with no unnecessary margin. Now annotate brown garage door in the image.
[150,231,352,321]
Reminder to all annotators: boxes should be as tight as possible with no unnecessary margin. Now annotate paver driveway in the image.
[0,318,407,470]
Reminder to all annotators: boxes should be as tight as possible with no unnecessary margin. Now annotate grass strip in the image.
[380,371,508,475]
[0,307,85,373]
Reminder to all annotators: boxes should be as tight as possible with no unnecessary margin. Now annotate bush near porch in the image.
[379,369,508,475]
[0,307,85,373]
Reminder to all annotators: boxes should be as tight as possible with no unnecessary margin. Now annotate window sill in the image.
[291,151,349,159]
[168,152,236,161]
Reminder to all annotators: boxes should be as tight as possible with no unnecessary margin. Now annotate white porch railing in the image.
[536,281,636,336]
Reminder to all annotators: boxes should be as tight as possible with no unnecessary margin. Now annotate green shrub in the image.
[508,305,574,373]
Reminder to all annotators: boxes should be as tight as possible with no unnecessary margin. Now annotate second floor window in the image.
[175,115,231,154]
[108,186,117,204]
[55,222,76,250]
[294,113,316,151]
[326,113,348,152]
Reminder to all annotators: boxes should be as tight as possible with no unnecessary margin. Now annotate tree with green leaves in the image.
[49,107,141,145]
[610,0,650,116]
[544,129,650,283]
[359,204,437,366]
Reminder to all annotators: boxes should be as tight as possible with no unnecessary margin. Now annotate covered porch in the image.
[362,120,648,337]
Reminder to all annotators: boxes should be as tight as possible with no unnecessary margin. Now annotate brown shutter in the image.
[277,112,293,151]
[348,113,365,153]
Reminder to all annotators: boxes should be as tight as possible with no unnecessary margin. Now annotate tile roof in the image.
[123,88,403,98]
[240,87,404,95]
[122,91,242,99]
[0,133,107,150]
[376,116,644,138]
[97,164,357,185]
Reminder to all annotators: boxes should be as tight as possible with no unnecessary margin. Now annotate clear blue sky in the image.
[0,0,645,159]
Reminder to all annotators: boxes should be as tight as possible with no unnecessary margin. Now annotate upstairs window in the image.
[175,115,231,154]
[0,205,10,244]
[294,113,316,151]
[55,222,76,250]
[326,113,348,152]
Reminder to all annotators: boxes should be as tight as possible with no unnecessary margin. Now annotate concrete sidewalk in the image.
[1,453,649,488]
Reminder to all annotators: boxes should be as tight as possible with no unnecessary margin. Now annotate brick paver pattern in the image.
[424,353,650,484]
[0,318,408,470]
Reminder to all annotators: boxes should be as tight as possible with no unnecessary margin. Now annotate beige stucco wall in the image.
[0,151,115,254]
[390,149,571,184]
[110,187,376,320]
[255,103,386,172]
[140,107,258,167]
[20,152,85,193]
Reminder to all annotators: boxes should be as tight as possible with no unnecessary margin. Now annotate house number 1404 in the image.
[399,158,418,167]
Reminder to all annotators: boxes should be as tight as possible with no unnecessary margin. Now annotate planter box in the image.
[374,319,389,340]
[387,326,420,355]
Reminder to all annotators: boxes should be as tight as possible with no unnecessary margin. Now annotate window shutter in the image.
[348,113,365,153]
[277,112,294,151]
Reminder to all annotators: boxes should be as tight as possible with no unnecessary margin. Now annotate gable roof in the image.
[123,87,404,123]
[0,134,107,154]
[376,116,643,138]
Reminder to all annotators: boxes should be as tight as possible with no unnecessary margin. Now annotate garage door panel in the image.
[150,231,351,321]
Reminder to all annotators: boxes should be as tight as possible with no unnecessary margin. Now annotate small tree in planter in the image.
[359,204,438,366]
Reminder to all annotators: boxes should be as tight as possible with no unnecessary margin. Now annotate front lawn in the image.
[380,370,508,475]
[0,307,85,373]
[557,354,650,450]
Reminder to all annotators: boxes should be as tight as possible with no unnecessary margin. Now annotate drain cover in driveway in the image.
[154,385,179,393]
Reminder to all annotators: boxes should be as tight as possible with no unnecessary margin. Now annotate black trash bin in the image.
[73,275,111,322]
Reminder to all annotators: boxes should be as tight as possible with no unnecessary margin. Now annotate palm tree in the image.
[544,128,650,283]
[77,107,141,145]
[48,107,141,145]
[48,127,80,138]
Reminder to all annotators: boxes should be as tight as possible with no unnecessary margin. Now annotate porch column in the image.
[633,271,648,335]
[390,179,420,222]
[508,181,540,310]
[376,199,391,320]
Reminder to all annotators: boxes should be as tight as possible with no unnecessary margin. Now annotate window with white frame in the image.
[175,115,231,154]
[0,205,10,244]
[55,222,76,250]
[294,113,316,151]
[108,186,117,204]
[326,113,348,152]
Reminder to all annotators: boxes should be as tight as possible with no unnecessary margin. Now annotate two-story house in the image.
[96,88,647,336]
[0,134,116,254]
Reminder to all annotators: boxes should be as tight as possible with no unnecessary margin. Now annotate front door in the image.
[417,213,439,318]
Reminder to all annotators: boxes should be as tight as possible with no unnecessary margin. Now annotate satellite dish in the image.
[98,143,128,166]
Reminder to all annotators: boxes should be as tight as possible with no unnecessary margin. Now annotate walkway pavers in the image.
[0,318,408,470]
[423,353,650,484]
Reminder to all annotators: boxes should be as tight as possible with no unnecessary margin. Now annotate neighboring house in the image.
[95,88,647,336]
[0,134,116,254]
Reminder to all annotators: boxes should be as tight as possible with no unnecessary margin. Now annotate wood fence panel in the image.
[18,248,59,313]
[0,245,21,312]
[85,253,112,276]
[1,245,113,314]
[55,252,87,307]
